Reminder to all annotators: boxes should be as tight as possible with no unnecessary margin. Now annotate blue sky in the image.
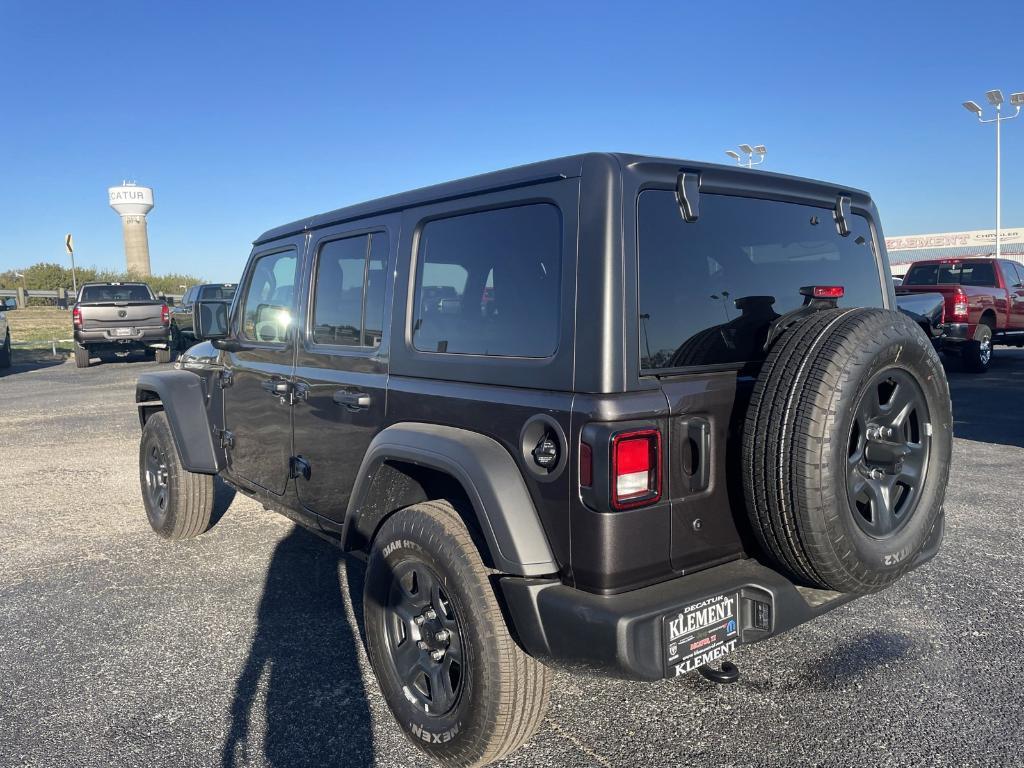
[1,0,1022,282]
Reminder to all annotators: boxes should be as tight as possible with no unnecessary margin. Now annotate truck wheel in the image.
[155,347,172,364]
[364,500,551,766]
[138,411,214,539]
[74,344,90,368]
[962,322,993,373]
[0,330,10,368]
[743,308,952,594]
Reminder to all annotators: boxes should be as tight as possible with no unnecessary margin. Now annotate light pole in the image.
[962,89,1023,259]
[725,144,767,168]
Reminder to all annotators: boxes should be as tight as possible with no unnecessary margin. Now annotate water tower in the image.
[108,182,155,276]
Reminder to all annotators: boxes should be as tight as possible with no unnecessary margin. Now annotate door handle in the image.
[333,390,372,410]
[261,378,292,397]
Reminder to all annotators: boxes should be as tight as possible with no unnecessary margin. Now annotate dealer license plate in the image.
[114,327,133,337]
[663,592,740,678]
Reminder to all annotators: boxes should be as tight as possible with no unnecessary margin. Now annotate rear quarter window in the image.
[637,191,882,370]
[412,204,561,357]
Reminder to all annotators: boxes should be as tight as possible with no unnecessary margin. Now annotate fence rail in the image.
[0,288,183,308]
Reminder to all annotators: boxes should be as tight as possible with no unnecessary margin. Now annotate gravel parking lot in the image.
[2,351,1023,767]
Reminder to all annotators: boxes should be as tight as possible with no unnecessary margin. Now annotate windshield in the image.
[902,261,997,287]
[79,284,154,302]
[199,284,236,301]
[637,191,883,370]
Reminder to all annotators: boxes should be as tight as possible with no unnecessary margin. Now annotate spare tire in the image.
[742,307,952,594]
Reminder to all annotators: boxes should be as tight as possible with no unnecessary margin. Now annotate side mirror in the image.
[194,300,230,340]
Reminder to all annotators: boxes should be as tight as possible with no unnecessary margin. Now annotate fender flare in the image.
[136,370,221,474]
[344,422,558,577]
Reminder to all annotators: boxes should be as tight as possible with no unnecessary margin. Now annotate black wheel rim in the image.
[846,368,930,538]
[144,443,170,523]
[383,560,465,716]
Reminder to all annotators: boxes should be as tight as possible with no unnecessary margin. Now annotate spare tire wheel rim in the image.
[384,559,465,716]
[846,368,931,538]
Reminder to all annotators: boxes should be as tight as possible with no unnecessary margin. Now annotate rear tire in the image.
[155,347,172,364]
[962,322,993,373]
[74,344,90,368]
[0,330,10,368]
[743,308,952,594]
[139,411,215,539]
[364,500,551,767]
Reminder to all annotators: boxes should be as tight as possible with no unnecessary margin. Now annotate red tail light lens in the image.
[952,291,968,322]
[611,429,661,509]
[161,304,170,325]
[72,306,82,328]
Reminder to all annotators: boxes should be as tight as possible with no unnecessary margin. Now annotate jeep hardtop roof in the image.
[254,152,873,246]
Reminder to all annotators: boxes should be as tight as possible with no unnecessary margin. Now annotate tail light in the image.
[72,306,82,328]
[161,304,170,325]
[611,429,661,509]
[952,290,968,322]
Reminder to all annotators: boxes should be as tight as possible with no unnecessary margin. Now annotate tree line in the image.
[0,262,205,297]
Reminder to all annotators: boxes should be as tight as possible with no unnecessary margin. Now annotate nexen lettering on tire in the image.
[410,722,461,743]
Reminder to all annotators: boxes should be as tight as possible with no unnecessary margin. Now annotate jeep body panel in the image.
[344,422,559,576]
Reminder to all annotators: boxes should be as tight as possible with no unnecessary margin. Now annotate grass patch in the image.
[6,307,73,343]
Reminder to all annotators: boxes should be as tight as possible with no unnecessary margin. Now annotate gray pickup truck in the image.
[72,282,172,368]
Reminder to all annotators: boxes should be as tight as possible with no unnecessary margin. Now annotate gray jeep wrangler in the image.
[135,153,951,767]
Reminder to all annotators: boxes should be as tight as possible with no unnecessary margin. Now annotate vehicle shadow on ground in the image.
[946,349,1024,449]
[221,526,373,767]
[795,630,916,689]
[0,349,68,376]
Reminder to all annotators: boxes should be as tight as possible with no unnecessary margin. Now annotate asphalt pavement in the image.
[1,350,1022,767]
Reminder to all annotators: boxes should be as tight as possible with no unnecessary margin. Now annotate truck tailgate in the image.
[79,303,165,329]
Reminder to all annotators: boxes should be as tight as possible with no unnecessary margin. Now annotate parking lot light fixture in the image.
[963,89,1022,258]
[725,144,767,168]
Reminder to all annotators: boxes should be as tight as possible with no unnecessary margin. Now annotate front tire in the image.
[139,411,215,539]
[364,500,550,767]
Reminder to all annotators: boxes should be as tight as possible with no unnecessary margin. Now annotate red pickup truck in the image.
[897,257,1024,372]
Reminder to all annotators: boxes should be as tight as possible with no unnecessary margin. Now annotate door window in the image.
[311,231,389,348]
[240,249,298,343]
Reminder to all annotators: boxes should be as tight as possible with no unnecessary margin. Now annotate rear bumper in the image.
[937,322,971,343]
[501,516,942,681]
[75,326,170,347]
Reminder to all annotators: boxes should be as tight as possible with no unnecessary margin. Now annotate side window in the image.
[1003,261,1023,287]
[962,261,996,287]
[241,249,298,343]
[310,231,389,348]
[412,204,562,357]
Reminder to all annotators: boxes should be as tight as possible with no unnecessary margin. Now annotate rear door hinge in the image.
[216,428,234,449]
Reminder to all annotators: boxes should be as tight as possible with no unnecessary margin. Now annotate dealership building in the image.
[885,227,1024,276]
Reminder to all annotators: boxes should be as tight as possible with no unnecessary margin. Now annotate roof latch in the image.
[833,195,852,237]
[676,172,701,223]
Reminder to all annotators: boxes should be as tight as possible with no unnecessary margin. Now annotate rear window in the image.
[79,284,153,302]
[199,284,236,301]
[638,191,882,370]
[903,261,997,287]
[412,204,561,357]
